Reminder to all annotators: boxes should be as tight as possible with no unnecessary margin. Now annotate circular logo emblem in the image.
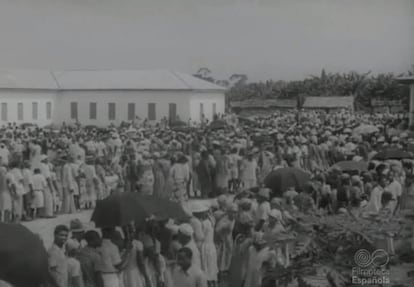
[354,249,372,267]
[354,249,389,268]
[371,249,389,267]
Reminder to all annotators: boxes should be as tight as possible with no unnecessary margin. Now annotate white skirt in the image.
[31,190,44,209]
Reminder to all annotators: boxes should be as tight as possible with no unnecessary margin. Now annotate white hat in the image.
[190,202,209,213]
[179,223,194,237]
[268,209,283,220]
[40,154,48,161]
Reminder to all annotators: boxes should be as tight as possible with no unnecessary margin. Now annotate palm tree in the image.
[229,74,248,86]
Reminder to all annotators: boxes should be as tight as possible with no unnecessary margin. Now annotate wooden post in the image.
[410,84,414,128]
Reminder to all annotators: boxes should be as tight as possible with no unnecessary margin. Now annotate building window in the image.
[108,103,116,120]
[17,103,23,121]
[148,103,156,121]
[128,103,135,121]
[70,102,78,120]
[1,103,7,121]
[90,102,97,120]
[32,102,38,120]
[212,103,217,117]
[169,103,177,121]
[200,103,204,121]
[46,102,52,120]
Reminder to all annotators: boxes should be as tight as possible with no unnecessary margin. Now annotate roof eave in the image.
[397,77,414,84]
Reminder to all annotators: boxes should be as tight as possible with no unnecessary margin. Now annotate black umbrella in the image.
[131,194,189,221]
[264,167,311,196]
[372,149,413,161]
[0,223,49,287]
[91,193,190,228]
[170,120,187,127]
[91,192,149,228]
[209,120,227,130]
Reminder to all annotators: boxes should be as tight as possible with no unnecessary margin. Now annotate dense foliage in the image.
[193,66,414,109]
[261,210,414,287]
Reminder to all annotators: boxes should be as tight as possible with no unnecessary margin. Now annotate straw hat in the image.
[179,224,194,237]
[190,202,209,214]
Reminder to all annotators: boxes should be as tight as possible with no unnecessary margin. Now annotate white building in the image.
[0,70,226,127]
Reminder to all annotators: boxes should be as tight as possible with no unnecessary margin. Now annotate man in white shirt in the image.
[177,224,202,269]
[98,227,131,287]
[172,247,207,287]
[387,171,402,214]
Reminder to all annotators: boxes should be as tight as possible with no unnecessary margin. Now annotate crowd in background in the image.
[0,109,413,287]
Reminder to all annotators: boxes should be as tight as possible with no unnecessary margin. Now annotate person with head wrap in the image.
[254,188,271,231]
[140,234,168,287]
[189,202,218,285]
[177,223,202,270]
[137,152,154,196]
[215,203,238,276]
[364,174,389,215]
[263,209,285,241]
[66,239,84,287]
[169,153,190,202]
[228,209,254,287]
[240,151,258,190]
[213,194,229,222]
[244,232,277,287]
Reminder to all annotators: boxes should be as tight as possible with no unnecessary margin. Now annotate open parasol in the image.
[264,167,311,196]
[372,149,413,161]
[91,193,190,227]
[91,192,149,228]
[208,119,227,130]
[0,223,49,287]
[130,194,189,222]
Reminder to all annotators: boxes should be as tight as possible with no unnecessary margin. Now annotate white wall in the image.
[0,90,57,126]
[55,90,192,126]
[0,89,225,127]
[190,92,225,122]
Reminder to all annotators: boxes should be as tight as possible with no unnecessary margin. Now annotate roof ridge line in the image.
[49,71,61,89]
[170,70,192,90]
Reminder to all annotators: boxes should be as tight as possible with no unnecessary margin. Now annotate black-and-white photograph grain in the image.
[0,0,413,286]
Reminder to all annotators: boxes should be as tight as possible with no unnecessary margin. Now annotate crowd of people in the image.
[0,109,413,287]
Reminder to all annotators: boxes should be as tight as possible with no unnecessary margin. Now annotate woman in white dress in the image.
[123,229,146,287]
[190,205,218,287]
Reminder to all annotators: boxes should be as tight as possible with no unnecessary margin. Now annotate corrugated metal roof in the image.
[0,70,226,91]
[0,70,59,89]
[231,99,296,108]
[303,96,354,108]
[397,76,414,84]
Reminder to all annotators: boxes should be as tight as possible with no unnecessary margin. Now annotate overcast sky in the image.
[0,0,413,81]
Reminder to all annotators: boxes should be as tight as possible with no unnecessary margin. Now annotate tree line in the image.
[193,66,414,109]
